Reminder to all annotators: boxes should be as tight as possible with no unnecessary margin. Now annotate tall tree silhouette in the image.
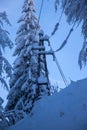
[5,0,51,113]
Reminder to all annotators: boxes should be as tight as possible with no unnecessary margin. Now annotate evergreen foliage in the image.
[54,0,87,68]
[6,0,50,113]
[0,97,9,130]
[0,11,13,90]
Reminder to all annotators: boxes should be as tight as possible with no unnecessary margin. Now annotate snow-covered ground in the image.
[7,78,87,130]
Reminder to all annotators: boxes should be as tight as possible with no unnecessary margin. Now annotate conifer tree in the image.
[0,97,4,129]
[0,11,13,90]
[0,97,11,130]
[0,97,4,113]
[6,0,50,113]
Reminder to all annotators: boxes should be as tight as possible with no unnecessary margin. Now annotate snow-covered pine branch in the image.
[0,97,8,130]
[78,40,87,69]
[0,27,13,50]
[0,11,11,26]
[54,0,87,68]
[0,77,9,91]
[0,11,13,90]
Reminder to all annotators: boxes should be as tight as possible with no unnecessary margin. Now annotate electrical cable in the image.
[50,2,66,38]
[55,22,76,52]
[38,0,44,24]
[48,41,68,87]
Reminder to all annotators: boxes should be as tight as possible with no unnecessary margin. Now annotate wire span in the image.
[50,2,66,38]
[55,22,75,52]
[48,41,68,87]
[38,0,44,24]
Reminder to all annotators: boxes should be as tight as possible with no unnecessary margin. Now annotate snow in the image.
[38,76,48,84]
[38,50,54,55]
[32,45,45,50]
[7,78,87,130]
[0,11,13,91]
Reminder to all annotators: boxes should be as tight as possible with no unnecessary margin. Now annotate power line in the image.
[37,1,72,87]
[50,2,66,38]
[48,40,68,87]
[55,22,76,52]
[38,0,44,24]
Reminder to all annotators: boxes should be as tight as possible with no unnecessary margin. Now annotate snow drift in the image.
[7,78,87,130]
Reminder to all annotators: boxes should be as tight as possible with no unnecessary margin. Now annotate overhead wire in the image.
[37,0,69,87]
[50,2,66,38]
[48,40,69,87]
[37,0,84,87]
[52,1,84,52]
[55,22,76,52]
[38,0,44,24]
[38,0,75,52]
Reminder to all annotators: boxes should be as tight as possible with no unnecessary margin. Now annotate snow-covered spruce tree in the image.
[5,0,51,113]
[0,97,9,130]
[0,11,13,90]
[0,97,4,113]
[0,97,4,130]
[54,0,87,69]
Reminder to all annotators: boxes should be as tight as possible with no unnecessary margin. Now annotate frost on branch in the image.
[0,11,13,90]
[0,97,8,130]
[0,11,11,26]
[78,40,87,69]
[54,0,87,68]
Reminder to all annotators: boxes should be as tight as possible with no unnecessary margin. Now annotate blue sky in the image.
[0,0,87,103]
